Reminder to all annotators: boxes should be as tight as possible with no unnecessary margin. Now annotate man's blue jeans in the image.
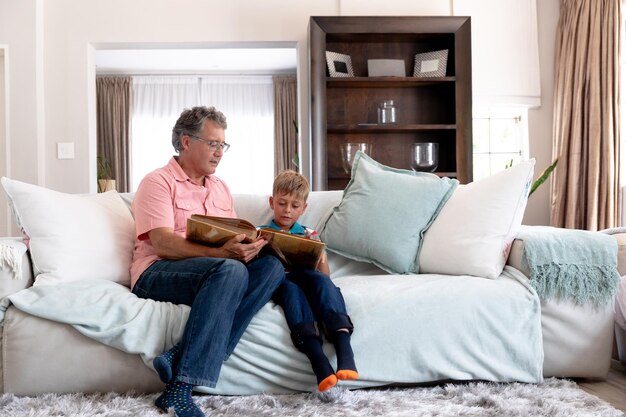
[273,269,352,349]
[132,254,284,387]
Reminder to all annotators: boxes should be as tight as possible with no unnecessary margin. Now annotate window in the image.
[472,106,529,181]
[131,75,274,194]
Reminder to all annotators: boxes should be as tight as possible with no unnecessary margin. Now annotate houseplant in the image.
[97,156,116,193]
[506,158,558,196]
[529,158,558,196]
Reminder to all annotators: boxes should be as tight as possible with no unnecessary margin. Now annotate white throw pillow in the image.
[1,177,135,286]
[419,159,535,279]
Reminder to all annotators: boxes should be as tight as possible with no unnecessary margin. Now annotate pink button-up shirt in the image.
[129,157,237,289]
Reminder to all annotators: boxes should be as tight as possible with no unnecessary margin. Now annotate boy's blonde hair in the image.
[273,170,310,202]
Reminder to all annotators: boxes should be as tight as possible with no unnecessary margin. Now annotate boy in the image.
[258,170,358,392]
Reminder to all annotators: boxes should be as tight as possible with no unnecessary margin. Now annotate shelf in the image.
[434,172,456,178]
[331,171,456,180]
[310,16,473,191]
[326,77,456,88]
[329,171,458,188]
[328,124,456,133]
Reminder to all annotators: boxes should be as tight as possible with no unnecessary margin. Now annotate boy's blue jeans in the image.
[273,269,353,349]
[132,255,284,387]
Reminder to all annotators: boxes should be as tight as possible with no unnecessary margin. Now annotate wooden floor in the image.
[577,360,626,412]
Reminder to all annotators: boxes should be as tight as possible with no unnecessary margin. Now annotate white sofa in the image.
[0,188,620,395]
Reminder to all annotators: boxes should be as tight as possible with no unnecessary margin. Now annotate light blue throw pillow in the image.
[320,151,458,274]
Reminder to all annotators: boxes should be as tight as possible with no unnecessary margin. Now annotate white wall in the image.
[0,0,45,235]
[0,0,42,189]
[0,47,7,231]
[339,0,450,15]
[0,0,559,236]
[42,0,339,195]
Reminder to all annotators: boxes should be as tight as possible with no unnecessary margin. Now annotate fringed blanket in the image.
[517,225,621,307]
[0,240,25,279]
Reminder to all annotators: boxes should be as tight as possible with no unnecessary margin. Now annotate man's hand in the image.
[148,228,267,262]
[221,234,268,263]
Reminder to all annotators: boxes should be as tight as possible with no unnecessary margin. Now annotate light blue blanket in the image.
[0,264,544,394]
[517,225,621,307]
[0,279,189,365]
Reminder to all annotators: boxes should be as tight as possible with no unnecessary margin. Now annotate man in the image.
[130,106,284,417]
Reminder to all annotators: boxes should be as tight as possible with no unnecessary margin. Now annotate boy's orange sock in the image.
[318,374,338,392]
[300,334,337,392]
[336,369,359,380]
[334,331,358,381]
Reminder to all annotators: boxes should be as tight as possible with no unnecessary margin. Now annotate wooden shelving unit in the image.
[309,16,473,190]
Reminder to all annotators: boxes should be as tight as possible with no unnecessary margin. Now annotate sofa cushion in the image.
[0,177,135,286]
[2,306,163,394]
[419,159,535,279]
[320,152,458,274]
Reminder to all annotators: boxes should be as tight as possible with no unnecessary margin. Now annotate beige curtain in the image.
[550,0,621,230]
[273,75,298,174]
[96,76,132,192]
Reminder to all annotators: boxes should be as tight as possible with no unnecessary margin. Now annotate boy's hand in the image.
[221,234,268,263]
[316,250,330,276]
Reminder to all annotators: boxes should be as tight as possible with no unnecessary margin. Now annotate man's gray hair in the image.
[171,106,228,152]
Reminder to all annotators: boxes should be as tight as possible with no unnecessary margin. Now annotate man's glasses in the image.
[187,134,231,152]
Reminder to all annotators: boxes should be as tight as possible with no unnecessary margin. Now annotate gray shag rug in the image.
[0,378,623,417]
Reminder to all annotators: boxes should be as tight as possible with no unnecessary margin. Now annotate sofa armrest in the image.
[506,239,528,277]
[507,232,626,277]
[611,232,626,276]
[0,238,33,299]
